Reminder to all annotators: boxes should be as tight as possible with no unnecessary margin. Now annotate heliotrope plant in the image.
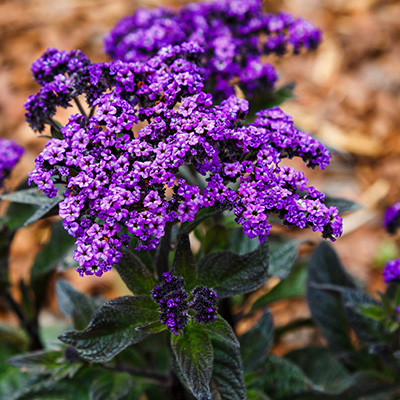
[5,1,399,400]
[105,0,321,100]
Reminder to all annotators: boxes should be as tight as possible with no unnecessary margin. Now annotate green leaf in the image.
[225,228,259,255]
[197,242,268,298]
[247,83,296,122]
[115,248,156,295]
[324,196,361,214]
[285,347,349,393]
[358,304,384,322]
[204,315,239,348]
[30,220,76,310]
[171,233,197,292]
[268,237,301,279]
[23,191,64,226]
[210,336,247,400]
[8,349,81,382]
[340,289,383,346]
[203,225,228,254]
[252,263,307,310]
[179,207,222,236]
[59,296,159,363]
[1,188,55,206]
[246,389,271,400]
[56,280,100,331]
[240,310,274,372]
[171,321,214,400]
[306,242,356,352]
[89,371,134,400]
[11,375,90,400]
[251,355,316,399]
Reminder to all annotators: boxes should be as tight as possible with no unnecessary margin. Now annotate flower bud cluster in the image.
[26,45,341,277]
[383,259,400,283]
[151,272,190,334]
[0,138,24,188]
[190,286,218,324]
[105,0,321,100]
[383,201,400,235]
[151,273,218,333]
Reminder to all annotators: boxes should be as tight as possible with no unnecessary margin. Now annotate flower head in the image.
[190,286,218,324]
[383,201,400,235]
[0,139,24,188]
[104,0,321,100]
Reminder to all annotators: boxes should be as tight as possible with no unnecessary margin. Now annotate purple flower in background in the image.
[25,45,341,277]
[383,201,400,235]
[151,272,190,334]
[104,0,321,100]
[383,259,400,283]
[190,286,218,324]
[0,138,24,188]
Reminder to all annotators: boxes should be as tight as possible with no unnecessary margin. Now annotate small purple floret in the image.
[383,201,400,235]
[190,285,218,324]
[0,139,24,188]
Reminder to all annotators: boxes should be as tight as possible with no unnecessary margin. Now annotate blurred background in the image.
[1,0,400,353]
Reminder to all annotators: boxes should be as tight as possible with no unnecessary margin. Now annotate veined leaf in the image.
[240,310,274,372]
[197,242,268,298]
[204,315,239,348]
[59,296,159,363]
[171,321,214,400]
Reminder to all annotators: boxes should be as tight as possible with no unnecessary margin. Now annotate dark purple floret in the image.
[104,0,322,100]
[0,138,24,188]
[151,272,189,334]
[383,201,400,235]
[383,259,400,283]
[190,286,218,325]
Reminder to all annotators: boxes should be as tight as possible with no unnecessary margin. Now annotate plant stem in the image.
[100,363,170,385]
[156,222,172,278]
[4,290,43,350]
[74,98,87,118]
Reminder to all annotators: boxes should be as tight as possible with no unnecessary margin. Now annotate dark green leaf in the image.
[306,242,356,352]
[89,371,134,400]
[324,196,361,214]
[171,233,197,292]
[23,191,64,226]
[240,310,274,372]
[171,320,214,400]
[56,280,100,331]
[204,315,239,348]
[203,225,228,254]
[247,83,296,122]
[59,296,159,362]
[252,263,307,310]
[246,389,271,400]
[251,355,316,399]
[211,336,247,400]
[8,349,81,382]
[1,189,54,206]
[11,375,89,400]
[340,289,382,346]
[179,207,222,236]
[0,323,28,350]
[285,347,349,393]
[268,237,300,279]
[115,248,156,295]
[197,242,268,298]
[31,220,76,310]
[226,229,259,255]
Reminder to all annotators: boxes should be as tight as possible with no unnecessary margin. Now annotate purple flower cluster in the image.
[383,259,400,283]
[383,201,400,235]
[104,0,321,100]
[190,286,218,324]
[26,45,341,277]
[151,273,219,333]
[0,138,24,188]
[151,272,190,334]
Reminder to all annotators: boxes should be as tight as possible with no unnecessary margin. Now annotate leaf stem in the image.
[100,363,170,385]
[74,98,87,118]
